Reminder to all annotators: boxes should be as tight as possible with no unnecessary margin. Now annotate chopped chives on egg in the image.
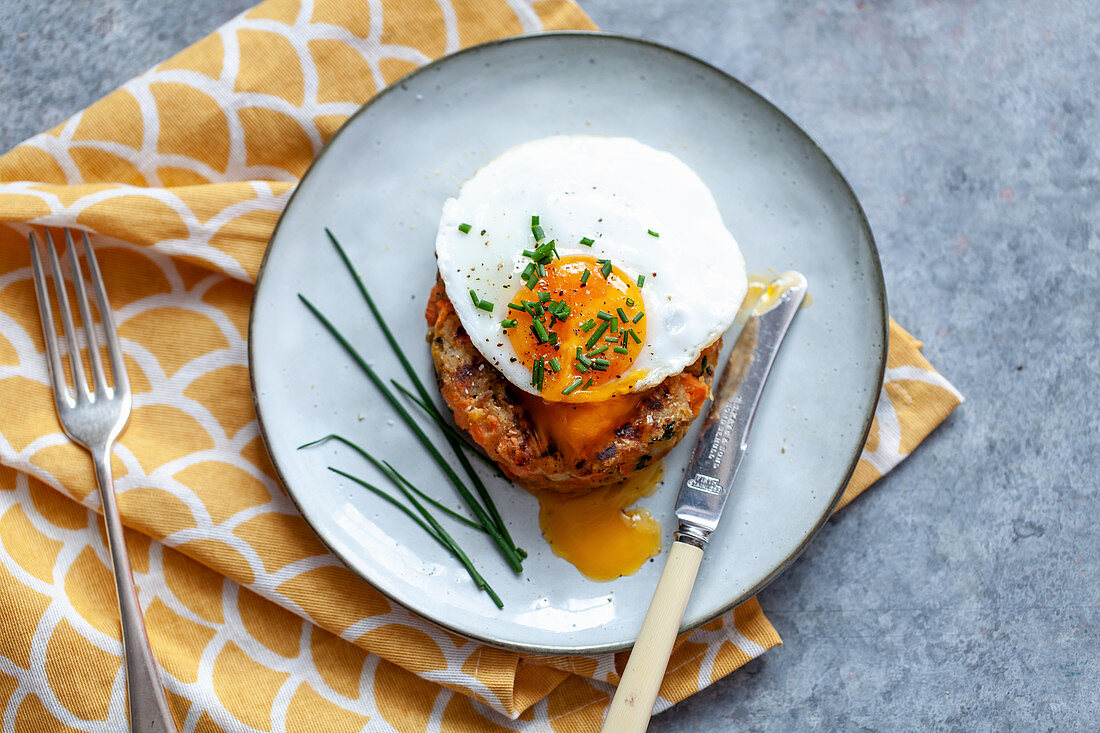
[625,298,635,307]
[548,357,561,372]
[600,261,612,278]
[532,357,545,391]
[579,236,594,246]
[577,353,593,368]
[469,289,480,306]
[458,223,472,233]
[596,310,615,321]
[648,229,659,237]
[580,269,591,284]
[580,319,597,332]
[592,358,610,371]
[531,224,546,242]
[586,345,608,357]
[586,321,609,349]
[501,318,517,329]
[609,319,618,334]
[583,378,594,389]
[637,274,645,287]
[633,311,645,323]
[617,307,629,323]
[614,346,629,354]
[628,329,642,344]
[562,377,583,395]
[531,214,540,225]
[476,299,494,312]
[605,336,619,342]
[575,361,589,373]
[533,241,555,261]
[548,331,558,345]
[538,291,552,302]
[532,321,549,343]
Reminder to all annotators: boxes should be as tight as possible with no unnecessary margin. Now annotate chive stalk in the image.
[327,467,501,607]
[389,382,502,474]
[298,293,525,572]
[317,229,525,564]
[305,435,485,532]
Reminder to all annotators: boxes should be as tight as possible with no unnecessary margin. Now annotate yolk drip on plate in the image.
[739,271,813,321]
[506,255,647,402]
[532,460,664,581]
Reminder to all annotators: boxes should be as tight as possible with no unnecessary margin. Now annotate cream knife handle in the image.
[601,541,704,733]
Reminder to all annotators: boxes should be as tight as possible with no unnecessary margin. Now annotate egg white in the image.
[435,135,746,397]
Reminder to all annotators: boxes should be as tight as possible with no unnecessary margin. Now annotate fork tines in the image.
[28,229,129,408]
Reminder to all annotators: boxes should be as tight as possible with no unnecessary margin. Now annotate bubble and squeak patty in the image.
[430,135,744,491]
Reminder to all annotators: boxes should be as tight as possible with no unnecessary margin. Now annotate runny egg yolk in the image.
[533,460,664,581]
[506,255,647,403]
[508,255,648,462]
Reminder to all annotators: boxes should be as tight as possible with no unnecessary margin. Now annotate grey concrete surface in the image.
[2,1,1097,730]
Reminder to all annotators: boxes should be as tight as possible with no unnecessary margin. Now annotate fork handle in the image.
[93,447,179,733]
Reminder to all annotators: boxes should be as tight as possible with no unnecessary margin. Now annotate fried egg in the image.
[435,136,745,403]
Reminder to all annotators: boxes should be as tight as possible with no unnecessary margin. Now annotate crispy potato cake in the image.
[426,279,718,493]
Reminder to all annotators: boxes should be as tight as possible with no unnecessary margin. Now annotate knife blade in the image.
[675,270,808,547]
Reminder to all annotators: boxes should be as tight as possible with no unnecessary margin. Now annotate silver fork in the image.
[29,229,178,733]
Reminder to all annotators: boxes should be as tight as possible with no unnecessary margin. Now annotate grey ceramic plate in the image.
[250,32,887,654]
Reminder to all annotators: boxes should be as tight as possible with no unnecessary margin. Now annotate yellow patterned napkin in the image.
[0,0,962,729]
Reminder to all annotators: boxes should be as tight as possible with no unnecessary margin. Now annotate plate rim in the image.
[248,30,889,655]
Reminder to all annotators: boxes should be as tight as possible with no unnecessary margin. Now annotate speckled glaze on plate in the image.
[249,32,887,655]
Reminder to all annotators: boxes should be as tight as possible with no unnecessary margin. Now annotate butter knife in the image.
[601,271,808,733]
